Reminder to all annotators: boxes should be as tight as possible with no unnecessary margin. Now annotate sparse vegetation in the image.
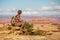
[8,27,12,30]
[47,33,53,35]
[24,22,47,35]
[24,22,33,34]
[30,30,47,36]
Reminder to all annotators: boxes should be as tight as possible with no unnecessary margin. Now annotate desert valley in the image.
[0,16,60,40]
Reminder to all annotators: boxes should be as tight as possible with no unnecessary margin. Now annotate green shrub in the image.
[24,22,33,29]
[23,22,33,34]
[30,30,46,36]
[8,27,12,30]
[23,21,46,35]
[47,33,53,35]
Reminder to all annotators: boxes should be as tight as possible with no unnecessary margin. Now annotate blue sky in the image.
[0,0,60,17]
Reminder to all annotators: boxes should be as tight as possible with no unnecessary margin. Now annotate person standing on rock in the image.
[11,10,23,26]
[10,10,26,34]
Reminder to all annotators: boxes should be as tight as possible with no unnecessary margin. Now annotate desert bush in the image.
[8,27,12,30]
[23,21,33,34]
[30,30,46,36]
[24,22,33,29]
[17,21,47,35]
[47,33,53,35]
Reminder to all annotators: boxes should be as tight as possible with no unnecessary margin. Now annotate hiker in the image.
[11,10,26,34]
[11,10,23,26]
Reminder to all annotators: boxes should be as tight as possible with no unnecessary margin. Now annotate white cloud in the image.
[0,9,2,11]
[7,9,11,11]
[41,6,52,10]
[0,6,60,13]
[7,8,17,12]
[54,6,60,10]
[12,8,16,11]
[24,8,33,11]
[22,11,39,15]
[50,2,56,5]
[0,6,60,16]
[40,6,60,11]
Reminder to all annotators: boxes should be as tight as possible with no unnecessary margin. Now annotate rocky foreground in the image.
[0,23,60,40]
[0,32,60,40]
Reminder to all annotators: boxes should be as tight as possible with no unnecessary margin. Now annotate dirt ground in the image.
[0,23,60,40]
[0,32,60,40]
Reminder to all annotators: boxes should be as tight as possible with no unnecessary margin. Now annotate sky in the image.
[0,0,60,17]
